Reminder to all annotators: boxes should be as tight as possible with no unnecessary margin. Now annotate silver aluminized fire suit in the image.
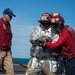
[25,25,63,75]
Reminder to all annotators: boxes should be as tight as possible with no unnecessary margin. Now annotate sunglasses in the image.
[9,16,12,19]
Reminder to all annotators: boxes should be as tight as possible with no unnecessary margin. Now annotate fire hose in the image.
[13,58,28,69]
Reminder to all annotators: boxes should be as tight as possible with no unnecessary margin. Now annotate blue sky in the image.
[0,0,75,58]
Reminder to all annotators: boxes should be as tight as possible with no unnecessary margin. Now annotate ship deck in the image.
[0,64,26,75]
[0,64,65,75]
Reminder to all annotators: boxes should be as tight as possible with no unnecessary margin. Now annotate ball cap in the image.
[3,8,16,17]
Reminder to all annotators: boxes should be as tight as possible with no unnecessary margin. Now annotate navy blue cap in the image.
[3,8,16,17]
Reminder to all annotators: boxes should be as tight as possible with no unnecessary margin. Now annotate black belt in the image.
[67,57,75,62]
[0,47,11,51]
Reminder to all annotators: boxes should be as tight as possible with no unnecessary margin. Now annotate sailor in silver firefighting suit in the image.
[25,13,63,75]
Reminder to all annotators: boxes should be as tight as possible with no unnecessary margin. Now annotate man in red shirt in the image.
[0,8,16,75]
[42,13,75,75]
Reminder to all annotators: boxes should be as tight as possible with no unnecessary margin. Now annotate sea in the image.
[13,58,29,65]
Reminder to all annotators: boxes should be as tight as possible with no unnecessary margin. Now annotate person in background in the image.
[42,13,75,75]
[0,8,16,75]
[25,13,62,75]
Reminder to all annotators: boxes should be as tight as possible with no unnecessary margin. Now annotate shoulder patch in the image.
[68,27,73,31]
[3,24,6,29]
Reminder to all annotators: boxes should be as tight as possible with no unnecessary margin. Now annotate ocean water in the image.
[13,58,29,65]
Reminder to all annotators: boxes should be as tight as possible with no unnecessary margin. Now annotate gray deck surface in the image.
[0,64,65,75]
[0,64,26,75]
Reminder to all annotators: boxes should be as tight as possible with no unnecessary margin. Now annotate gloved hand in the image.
[41,36,47,43]
[30,39,40,46]
[41,36,52,43]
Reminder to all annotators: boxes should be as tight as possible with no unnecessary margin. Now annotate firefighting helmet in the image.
[51,13,64,24]
[38,13,51,23]
[51,12,60,17]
